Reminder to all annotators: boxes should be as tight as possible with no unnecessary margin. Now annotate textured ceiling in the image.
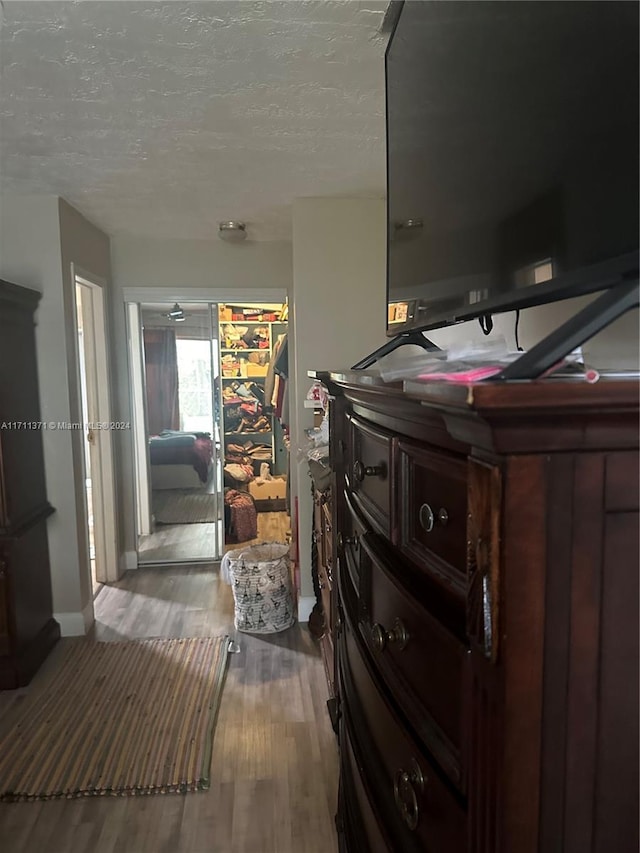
[0,0,389,241]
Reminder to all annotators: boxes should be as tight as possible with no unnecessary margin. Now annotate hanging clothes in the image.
[265,333,286,407]
[272,335,288,379]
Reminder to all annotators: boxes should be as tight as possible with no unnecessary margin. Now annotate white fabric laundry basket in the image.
[220,542,295,633]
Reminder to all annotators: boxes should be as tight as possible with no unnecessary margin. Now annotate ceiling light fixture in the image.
[218,221,247,243]
[165,303,185,321]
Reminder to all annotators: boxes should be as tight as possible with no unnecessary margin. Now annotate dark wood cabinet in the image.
[0,280,59,689]
[310,482,336,701]
[314,370,639,853]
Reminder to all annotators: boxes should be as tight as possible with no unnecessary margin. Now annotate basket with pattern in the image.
[220,542,295,633]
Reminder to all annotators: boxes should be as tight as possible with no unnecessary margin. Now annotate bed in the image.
[149,431,214,490]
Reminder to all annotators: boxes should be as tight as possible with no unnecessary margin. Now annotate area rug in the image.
[0,636,230,802]
[153,489,216,524]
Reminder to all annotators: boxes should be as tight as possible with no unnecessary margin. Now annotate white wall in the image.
[290,197,386,605]
[109,235,293,562]
[0,194,111,635]
[111,236,293,291]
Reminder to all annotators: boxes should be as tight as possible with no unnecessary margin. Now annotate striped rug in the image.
[0,636,230,802]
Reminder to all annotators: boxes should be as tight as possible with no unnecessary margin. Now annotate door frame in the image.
[123,287,288,562]
[126,302,153,537]
[72,265,119,585]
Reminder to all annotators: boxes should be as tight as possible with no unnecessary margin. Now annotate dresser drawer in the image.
[314,490,332,582]
[340,605,467,852]
[318,560,332,627]
[361,532,468,791]
[321,504,334,587]
[398,439,467,594]
[340,718,392,853]
[338,490,368,596]
[347,414,393,538]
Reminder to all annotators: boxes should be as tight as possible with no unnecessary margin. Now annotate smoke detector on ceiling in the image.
[218,221,247,243]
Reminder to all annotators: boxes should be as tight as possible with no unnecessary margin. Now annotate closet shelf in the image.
[219,303,285,483]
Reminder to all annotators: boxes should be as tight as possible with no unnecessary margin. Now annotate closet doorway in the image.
[131,302,222,564]
[126,295,290,566]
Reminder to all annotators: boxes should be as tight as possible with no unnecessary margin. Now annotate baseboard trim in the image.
[82,599,94,633]
[121,550,138,572]
[297,595,316,623]
[54,611,88,637]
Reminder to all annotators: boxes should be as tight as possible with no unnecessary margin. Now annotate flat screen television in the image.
[386,0,639,336]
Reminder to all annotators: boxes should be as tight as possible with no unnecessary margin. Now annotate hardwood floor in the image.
[138,510,291,563]
[0,564,338,853]
[138,519,222,563]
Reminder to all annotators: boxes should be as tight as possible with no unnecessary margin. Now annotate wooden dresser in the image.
[312,370,639,853]
[311,481,336,700]
[0,281,59,689]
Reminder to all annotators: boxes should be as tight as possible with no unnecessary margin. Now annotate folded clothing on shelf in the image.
[224,462,254,483]
[247,444,272,460]
[226,443,247,455]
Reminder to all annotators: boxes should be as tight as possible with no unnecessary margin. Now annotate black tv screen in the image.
[386,1,639,334]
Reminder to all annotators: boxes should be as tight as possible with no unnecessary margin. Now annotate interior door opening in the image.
[128,299,290,567]
[74,272,118,593]
[75,285,97,593]
[133,303,222,564]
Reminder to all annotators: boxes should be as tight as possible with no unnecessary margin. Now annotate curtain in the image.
[143,328,180,435]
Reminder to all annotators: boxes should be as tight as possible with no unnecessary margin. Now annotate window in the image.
[176,339,213,433]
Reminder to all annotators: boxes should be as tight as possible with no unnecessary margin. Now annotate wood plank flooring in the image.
[0,565,337,853]
[138,520,221,563]
[138,511,290,563]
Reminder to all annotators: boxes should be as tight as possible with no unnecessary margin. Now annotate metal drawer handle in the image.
[418,503,449,533]
[353,460,385,482]
[393,758,425,831]
[337,532,359,550]
[371,618,410,653]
